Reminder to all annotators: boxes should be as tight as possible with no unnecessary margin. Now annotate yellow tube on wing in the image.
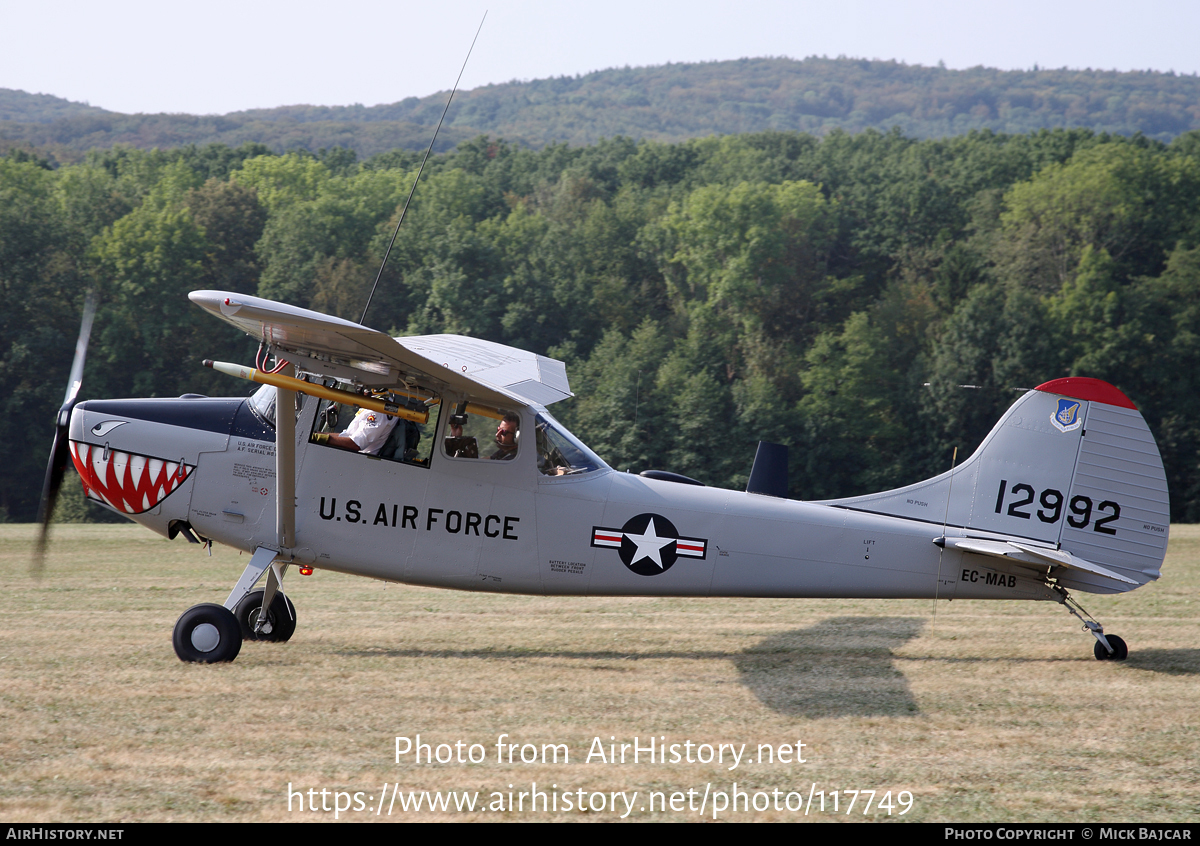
[464,402,504,421]
[203,360,430,424]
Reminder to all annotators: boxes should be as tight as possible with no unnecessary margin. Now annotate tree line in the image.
[4,126,1200,523]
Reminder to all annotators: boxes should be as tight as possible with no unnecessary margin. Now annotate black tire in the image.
[173,603,242,663]
[1094,634,1129,661]
[233,589,297,642]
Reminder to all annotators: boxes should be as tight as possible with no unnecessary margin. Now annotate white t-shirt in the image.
[341,409,399,455]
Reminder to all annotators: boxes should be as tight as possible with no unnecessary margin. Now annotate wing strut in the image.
[220,368,297,627]
[276,369,297,552]
[256,370,299,634]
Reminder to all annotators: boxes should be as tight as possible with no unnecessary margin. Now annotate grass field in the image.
[2,523,1198,822]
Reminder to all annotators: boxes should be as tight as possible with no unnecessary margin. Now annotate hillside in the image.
[3,56,1199,158]
[0,88,112,123]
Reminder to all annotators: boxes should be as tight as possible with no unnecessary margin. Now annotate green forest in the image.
[5,125,1200,524]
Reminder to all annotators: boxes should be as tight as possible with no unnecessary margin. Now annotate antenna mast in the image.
[359,11,487,326]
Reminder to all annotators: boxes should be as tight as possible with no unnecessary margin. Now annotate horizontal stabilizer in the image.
[1008,542,1137,585]
[946,538,1137,587]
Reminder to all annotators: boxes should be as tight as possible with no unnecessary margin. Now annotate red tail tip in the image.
[1033,377,1136,410]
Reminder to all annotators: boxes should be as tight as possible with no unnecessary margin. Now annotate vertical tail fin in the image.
[819,378,1169,593]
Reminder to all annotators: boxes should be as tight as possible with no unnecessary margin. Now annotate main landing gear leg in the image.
[171,546,296,663]
[251,559,294,640]
[1052,584,1128,661]
[225,546,295,641]
[223,545,279,612]
[224,546,297,642]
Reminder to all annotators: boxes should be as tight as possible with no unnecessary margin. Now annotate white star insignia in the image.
[623,517,675,569]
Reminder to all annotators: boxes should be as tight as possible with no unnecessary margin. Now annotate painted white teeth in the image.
[91,447,108,483]
[129,454,147,487]
[73,440,193,514]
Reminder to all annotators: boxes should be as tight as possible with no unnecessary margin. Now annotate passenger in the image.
[488,412,520,460]
[312,403,398,455]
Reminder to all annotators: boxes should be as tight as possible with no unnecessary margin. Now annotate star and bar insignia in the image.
[591,513,708,576]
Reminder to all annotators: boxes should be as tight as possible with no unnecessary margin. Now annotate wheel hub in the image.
[250,606,274,634]
[190,622,221,652]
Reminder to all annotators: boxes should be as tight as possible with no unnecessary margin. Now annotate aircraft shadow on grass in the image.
[1118,648,1200,675]
[732,616,925,719]
[336,614,925,718]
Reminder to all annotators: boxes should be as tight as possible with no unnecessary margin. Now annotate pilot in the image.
[487,412,520,460]
[312,401,399,455]
[536,422,572,476]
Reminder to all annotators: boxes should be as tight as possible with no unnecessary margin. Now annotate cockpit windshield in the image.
[247,384,278,427]
[534,412,607,476]
[246,384,306,428]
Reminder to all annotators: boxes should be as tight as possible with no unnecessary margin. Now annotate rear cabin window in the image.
[310,388,442,468]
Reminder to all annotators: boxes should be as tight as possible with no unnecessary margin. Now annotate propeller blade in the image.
[33,424,72,573]
[33,290,98,576]
[63,292,97,406]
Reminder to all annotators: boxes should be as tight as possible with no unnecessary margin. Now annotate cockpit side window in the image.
[535,412,606,476]
[309,387,442,469]
[443,403,520,463]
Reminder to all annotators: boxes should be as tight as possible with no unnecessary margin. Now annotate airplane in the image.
[37,289,1170,665]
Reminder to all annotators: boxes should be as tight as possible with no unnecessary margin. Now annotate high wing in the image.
[398,335,571,407]
[188,291,572,407]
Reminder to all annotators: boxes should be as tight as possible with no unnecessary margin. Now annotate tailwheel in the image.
[173,603,242,663]
[1053,585,1129,662]
[1094,634,1128,661]
[233,589,297,642]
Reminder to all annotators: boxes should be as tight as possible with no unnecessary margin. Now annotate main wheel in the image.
[1094,634,1129,661]
[173,603,242,663]
[233,589,297,642]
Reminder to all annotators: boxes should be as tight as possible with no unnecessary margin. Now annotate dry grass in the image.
[2,523,1198,822]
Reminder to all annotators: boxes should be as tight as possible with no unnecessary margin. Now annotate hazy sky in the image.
[3,0,1197,115]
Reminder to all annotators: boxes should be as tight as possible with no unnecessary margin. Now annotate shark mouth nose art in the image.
[69,441,195,514]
